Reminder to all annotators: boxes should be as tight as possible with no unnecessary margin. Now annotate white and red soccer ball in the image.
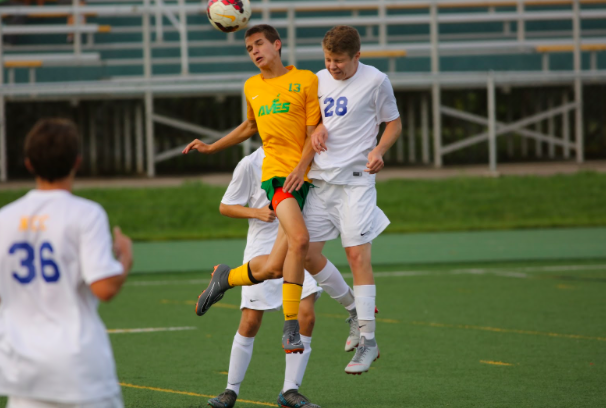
[207,0,252,33]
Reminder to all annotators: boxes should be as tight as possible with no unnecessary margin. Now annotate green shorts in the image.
[261,176,312,211]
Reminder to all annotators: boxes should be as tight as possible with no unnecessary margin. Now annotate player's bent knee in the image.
[289,232,310,254]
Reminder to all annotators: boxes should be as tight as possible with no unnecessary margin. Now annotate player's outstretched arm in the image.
[182,120,258,155]
[90,227,133,302]
[219,203,276,222]
[365,117,403,174]
[284,125,316,193]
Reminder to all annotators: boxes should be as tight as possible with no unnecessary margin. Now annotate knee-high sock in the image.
[354,285,376,340]
[228,263,262,287]
[226,333,255,395]
[283,335,312,392]
[283,282,303,321]
[312,260,355,312]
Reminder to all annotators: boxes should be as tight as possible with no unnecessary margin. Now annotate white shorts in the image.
[240,271,322,311]
[303,180,390,247]
[7,394,123,408]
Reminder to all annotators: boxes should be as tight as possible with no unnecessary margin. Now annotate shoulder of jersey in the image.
[244,74,263,87]
[0,195,26,218]
[360,63,388,86]
[295,69,319,81]
[315,69,330,80]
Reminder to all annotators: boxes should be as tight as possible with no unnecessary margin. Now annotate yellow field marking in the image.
[219,371,229,375]
[409,321,606,342]
[161,299,238,309]
[120,382,274,406]
[107,327,195,334]
[557,284,575,290]
[480,360,515,366]
[319,313,399,324]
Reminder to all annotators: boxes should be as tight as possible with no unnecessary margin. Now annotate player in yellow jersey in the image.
[182,25,321,354]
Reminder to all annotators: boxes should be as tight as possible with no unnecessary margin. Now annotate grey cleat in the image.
[277,389,321,408]
[345,312,360,352]
[282,320,304,354]
[195,264,232,316]
[344,336,380,375]
[208,389,237,408]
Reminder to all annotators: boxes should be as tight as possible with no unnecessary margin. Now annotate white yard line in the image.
[126,264,606,286]
[107,326,196,334]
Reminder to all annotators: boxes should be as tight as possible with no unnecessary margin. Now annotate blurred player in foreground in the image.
[183,24,321,354]
[0,119,133,408]
[208,147,322,408]
[305,26,402,374]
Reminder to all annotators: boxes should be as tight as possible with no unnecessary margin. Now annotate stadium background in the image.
[1,1,605,407]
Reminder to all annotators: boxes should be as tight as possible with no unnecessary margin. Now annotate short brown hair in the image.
[322,26,361,58]
[24,118,80,182]
[245,24,282,56]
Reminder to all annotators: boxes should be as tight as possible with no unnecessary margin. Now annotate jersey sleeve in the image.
[246,98,255,121]
[79,204,123,285]
[375,76,400,123]
[305,74,322,126]
[221,159,254,206]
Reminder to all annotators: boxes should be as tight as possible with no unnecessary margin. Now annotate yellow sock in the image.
[283,282,303,321]
[227,263,253,287]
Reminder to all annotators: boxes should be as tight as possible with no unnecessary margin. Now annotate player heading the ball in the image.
[182,24,321,355]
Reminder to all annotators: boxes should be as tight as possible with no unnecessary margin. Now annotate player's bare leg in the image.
[305,242,359,351]
[343,243,379,374]
[274,197,308,354]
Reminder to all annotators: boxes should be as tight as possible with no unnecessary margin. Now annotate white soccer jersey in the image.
[221,147,278,263]
[0,190,123,403]
[308,63,400,185]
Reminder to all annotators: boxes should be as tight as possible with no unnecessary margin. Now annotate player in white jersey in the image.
[303,26,402,375]
[208,147,322,408]
[0,119,133,408]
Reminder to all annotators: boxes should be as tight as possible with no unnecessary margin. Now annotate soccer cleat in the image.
[195,264,232,316]
[344,336,380,375]
[344,313,360,352]
[208,389,237,408]
[282,320,304,354]
[277,389,321,408]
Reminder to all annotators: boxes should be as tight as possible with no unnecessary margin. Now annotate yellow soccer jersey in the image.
[244,66,321,182]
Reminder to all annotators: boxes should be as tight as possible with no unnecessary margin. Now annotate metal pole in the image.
[487,74,497,173]
[287,8,296,66]
[548,96,555,158]
[396,100,404,163]
[407,97,416,163]
[114,108,121,172]
[0,18,5,182]
[535,99,543,158]
[521,102,528,157]
[72,0,81,56]
[135,104,144,174]
[124,106,132,173]
[143,0,155,177]
[178,0,189,75]
[562,92,570,159]
[421,94,429,164]
[517,0,525,42]
[573,0,584,163]
[242,89,251,156]
[378,0,387,47]
[430,1,442,167]
[89,105,97,176]
[262,0,270,21]
[155,0,164,43]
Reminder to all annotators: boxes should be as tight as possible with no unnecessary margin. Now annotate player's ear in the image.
[24,158,35,175]
[274,39,282,53]
[72,156,82,173]
[353,51,361,62]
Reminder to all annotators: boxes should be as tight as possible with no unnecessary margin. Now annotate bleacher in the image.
[1,0,605,181]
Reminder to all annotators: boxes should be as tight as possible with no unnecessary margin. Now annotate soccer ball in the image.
[207,0,252,33]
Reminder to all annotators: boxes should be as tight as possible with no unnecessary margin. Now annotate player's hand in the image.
[182,139,213,155]
[284,167,306,193]
[311,126,328,154]
[256,205,276,223]
[113,226,133,272]
[365,149,384,174]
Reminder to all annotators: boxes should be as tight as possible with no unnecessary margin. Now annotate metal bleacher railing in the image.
[0,0,605,181]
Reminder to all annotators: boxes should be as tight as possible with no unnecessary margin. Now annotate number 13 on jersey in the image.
[324,97,348,117]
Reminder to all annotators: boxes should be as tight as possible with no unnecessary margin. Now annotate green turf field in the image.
[1,172,605,240]
[4,258,604,408]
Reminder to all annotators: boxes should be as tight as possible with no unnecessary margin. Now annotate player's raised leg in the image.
[344,243,379,374]
[305,242,359,351]
[274,195,309,354]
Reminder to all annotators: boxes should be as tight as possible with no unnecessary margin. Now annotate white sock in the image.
[354,285,376,340]
[283,335,312,392]
[226,332,255,396]
[312,260,355,310]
